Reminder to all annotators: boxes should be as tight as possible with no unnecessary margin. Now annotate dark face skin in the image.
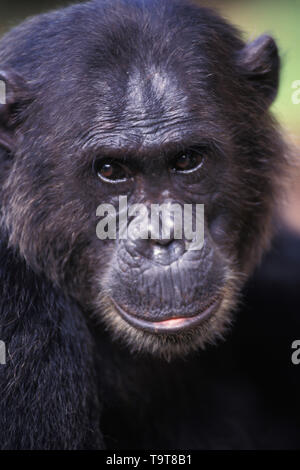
[0,0,285,358]
[91,88,230,335]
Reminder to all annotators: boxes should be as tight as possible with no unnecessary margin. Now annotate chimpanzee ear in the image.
[237,35,280,108]
[0,70,29,152]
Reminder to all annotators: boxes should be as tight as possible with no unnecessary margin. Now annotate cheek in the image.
[209,212,233,246]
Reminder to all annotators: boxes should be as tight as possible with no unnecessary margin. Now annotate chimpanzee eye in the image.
[170,152,204,173]
[94,158,131,182]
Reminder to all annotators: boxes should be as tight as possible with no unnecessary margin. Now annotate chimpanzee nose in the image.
[149,237,186,264]
[150,212,176,246]
[153,237,173,246]
[128,216,186,264]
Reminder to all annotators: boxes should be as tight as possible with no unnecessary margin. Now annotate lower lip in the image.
[111,296,222,334]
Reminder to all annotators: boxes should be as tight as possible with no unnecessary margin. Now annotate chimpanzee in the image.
[0,0,299,450]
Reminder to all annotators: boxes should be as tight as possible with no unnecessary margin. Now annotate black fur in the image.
[0,0,298,450]
[0,236,103,449]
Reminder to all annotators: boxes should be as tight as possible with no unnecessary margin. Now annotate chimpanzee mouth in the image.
[111,295,222,334]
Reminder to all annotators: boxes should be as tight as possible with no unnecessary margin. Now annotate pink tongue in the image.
[154,317,187,328]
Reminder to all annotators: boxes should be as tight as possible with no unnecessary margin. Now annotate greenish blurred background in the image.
[1,0,300,229]
[1,0,299,134]
[203,0,300,137]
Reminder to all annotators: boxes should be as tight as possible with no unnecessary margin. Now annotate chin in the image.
[96,283,239,361]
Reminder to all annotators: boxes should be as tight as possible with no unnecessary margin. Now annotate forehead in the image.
[124,66,187,117]
[82,64,216,151]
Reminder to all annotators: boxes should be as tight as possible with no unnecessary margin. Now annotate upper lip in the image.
[111,295,222,334]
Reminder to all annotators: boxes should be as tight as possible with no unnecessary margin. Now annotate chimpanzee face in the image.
[0,2,283,358]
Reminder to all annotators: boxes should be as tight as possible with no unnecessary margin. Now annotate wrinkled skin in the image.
[0,0,285,358]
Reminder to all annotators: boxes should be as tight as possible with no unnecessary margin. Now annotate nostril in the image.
[151,237,174,247]
[149,220,176,247]
[151,239,186,264]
